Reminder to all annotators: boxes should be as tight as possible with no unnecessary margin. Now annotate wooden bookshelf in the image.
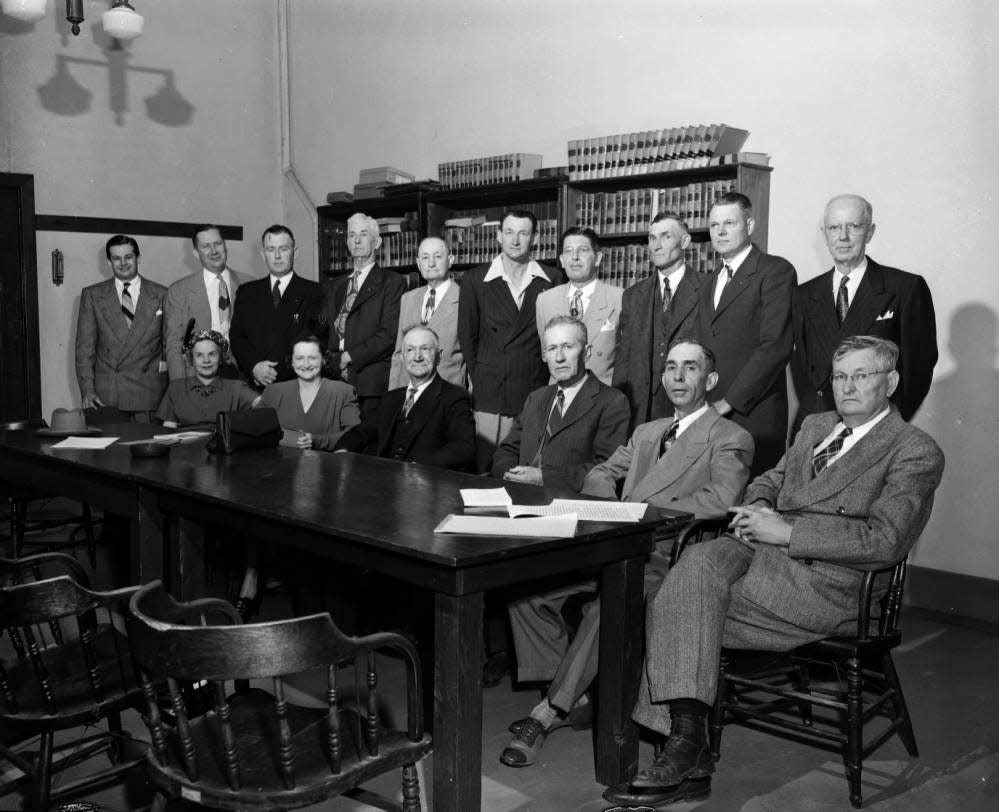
[316,163,771,288]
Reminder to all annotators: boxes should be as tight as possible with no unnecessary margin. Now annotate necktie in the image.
[422,287,436,325]
[217,275,231,332]
[714,264,733,308]
[335,272,360,339]
[547,389,566,436]
[271,278,282,310]
[813,427,852,476]
[403,386,417,417]
[121,282,134,327]
[658,420,679,459]
[570,289,583,319]
[836,276,850,325]
[661,277,672,312]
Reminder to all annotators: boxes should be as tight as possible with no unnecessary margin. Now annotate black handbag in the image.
[206,408,282,454]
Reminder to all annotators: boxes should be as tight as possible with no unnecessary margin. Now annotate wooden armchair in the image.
[0,552,145,811]
[709,556,917,808]
[127,581,433,812]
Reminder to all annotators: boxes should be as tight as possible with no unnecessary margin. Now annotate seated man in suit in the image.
[164,224,246,380]
[536,226,621,385]
[75,234,167,421]
[792,194,937,433]
[491,316,629,493]
[320,212,406,421]
[334,324,475,470]
[609,335,944,806]
[388,236,465,389]
[229,225,322,389]
[501,338,753,768]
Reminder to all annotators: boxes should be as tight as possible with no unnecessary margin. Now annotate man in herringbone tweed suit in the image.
[610,335,944,806]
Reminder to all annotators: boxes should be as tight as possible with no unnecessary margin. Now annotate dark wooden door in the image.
[0,174,41,422]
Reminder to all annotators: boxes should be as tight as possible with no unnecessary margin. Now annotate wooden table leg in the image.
[167,515,206,601]
[433,590,483,812]
[595,551,646,785]
[129,487,164,585]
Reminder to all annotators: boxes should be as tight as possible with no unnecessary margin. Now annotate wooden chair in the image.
[708,557,917,808]
[1,419,99,566]
[667,515,729,567]
[0,552,146,811]
[127,580,433,812]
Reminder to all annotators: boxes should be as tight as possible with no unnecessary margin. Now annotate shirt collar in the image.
[270,273,293,293]
[723,245,753,273]
[115,276,141,297]
[659,264,687,288]
[831,405,891,442]
[567,278,598,299]
[674,402,710,436]
[834,258,868,288]
[202,267,232,284]
[483,255,550,285]
[408,373,436,399]
[426,278,450,300]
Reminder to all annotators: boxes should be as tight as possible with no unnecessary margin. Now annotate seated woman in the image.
[259,332,360,450]
[156,329,258,428]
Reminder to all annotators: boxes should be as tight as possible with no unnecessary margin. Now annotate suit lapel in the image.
[97,281,129,347]
[550,374,598,438]
[278,275,308,326]
[713,246,759,319]
[667,272,700,338]
[121,284,156,356]
[804,271,841,369]
[352,266,382,311]
[429,281,460,326]
[840,260,893,337]
[628,411,716,503]
[404,376,441,440]
[376,387,406,455]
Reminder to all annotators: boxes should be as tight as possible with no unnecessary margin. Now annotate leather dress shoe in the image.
[629,715,714,790]
[500,717,549,767]
[601,776,712,807]
[234,594,261,623]
[508,699,593,735]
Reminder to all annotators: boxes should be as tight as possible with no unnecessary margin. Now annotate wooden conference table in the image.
[0,424,690,811]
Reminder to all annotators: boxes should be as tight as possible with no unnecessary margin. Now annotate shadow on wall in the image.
[912,302,999,564]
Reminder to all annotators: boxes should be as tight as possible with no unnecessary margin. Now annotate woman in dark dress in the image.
[156,329,258,428]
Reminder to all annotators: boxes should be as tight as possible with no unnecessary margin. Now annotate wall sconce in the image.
[102,0,143,40]
[65,0,83,35]
[0,0,48,23]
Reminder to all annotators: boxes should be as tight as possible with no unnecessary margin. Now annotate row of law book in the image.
[328,230,421,273]
[599,242,720,290]
[438,153,543,189]
[573,179,738,234]
[567,124,750,181]
[444,218,559,266]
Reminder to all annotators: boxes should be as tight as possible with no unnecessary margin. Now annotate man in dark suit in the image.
[609,336,944,806]
[501,339,752,769]
[459,209,563,472]
[334,324,475,470]
[614,213,702,429]
[75,235,167,420]
[164,224,247,379]
[792,194,937,432]
[320,212,405,422]
[229,225,322,389]
[697,192,796,476]
[491,316,629,494]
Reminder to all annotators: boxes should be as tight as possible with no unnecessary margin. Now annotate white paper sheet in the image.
[434,513,577,538]
[49,437,118,450]
[508,499,647,522]
[459,488,513,507]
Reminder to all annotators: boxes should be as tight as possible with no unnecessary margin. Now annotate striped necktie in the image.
[403,386,417,417]
[121,282,134,327]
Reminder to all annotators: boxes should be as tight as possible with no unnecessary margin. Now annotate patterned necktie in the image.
[658,420,679,459]
[813,427,852,476]
[836,276,850,325]
[271,278,282,310]
[121,281,134,327]
[335,271,360,339]
[547,389,566,436]
[661,277,672,312]
[217,275,231,332]
[570,289,583,319]
[422,287,436,325]
[403,386,417,417]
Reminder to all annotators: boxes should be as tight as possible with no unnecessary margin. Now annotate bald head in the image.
[822,194,876,273]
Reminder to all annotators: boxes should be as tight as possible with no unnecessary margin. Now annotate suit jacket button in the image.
[836,506,846,514]
[804,558,814,565]
[817,389,824,398]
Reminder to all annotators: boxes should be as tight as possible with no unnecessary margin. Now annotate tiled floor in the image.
[3,515,999,811]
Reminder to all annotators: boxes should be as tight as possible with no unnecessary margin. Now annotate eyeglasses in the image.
[561,246,595,259]
[830,369,892,386]
[823,223,868,237]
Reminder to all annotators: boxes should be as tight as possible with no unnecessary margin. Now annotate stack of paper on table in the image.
[50,437,118,450]
[435,514,577,538]
[508,499,647,522]
[459,487,513,507]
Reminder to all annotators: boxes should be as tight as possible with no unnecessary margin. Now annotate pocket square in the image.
[155,309,163,317]
[599,319,616,332]
[876,310,894,321]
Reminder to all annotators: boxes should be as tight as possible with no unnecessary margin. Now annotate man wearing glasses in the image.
[791,194,937,434]
[536,227,622,385]
[608,335,944,806]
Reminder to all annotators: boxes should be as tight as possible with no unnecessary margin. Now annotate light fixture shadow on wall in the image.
[36,54,92,115]
[144,73,194,127]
